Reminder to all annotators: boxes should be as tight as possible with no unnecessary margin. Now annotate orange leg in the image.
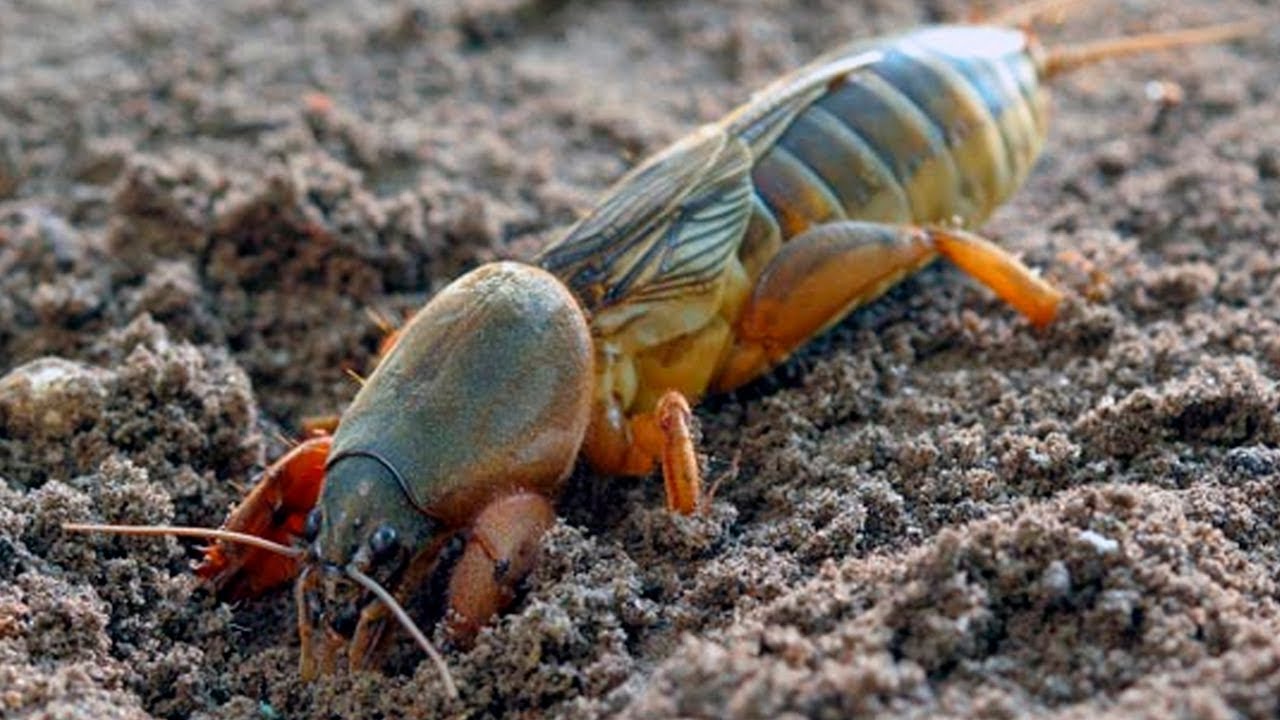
[443,491,556,645]
[656,392,701,515]
[928,227,1061,329]
[582,390,704,515]
[196,433,331,599]
[344,492,557,669]
[715,220,1062,391]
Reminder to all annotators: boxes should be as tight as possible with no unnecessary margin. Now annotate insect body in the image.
[65,15,1249,690]
[541,24,1067,498]
[541,21,1245,511]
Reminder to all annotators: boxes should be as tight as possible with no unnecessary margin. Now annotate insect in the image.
[65,3,1250,696]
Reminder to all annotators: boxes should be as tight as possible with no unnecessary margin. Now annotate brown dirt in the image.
[2,0,1279,718]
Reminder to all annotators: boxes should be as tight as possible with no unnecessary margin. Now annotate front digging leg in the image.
[443,491,557,646]
[197,433,332,600]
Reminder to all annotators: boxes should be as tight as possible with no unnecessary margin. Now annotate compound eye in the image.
[369,523,398,560]
[303,508,323,542]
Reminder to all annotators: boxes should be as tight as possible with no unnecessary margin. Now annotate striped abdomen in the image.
[733,25,1049,277]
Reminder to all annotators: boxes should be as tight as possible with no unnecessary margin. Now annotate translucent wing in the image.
[538,45,885,314]
[537,124,755,312]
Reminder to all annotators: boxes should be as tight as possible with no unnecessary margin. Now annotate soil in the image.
[2,0,1279,718]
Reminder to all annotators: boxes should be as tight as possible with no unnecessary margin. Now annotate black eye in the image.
[369,524,398,560]
[303,508,322,542]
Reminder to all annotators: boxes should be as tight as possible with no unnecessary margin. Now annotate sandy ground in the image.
[2,0,1279,717]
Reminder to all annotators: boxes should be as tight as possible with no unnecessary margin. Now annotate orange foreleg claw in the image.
[444,491,556,645]
[196,433,332,599]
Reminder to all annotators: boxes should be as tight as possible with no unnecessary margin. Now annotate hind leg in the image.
[714,220,1062,391]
